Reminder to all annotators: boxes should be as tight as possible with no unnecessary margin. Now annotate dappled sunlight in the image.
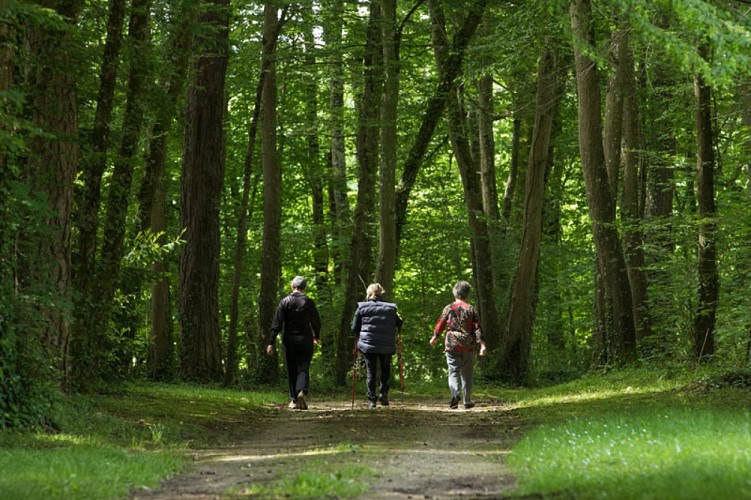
[508,384,672,411]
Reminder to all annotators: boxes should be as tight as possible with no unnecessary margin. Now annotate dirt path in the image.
[131,396,521,499]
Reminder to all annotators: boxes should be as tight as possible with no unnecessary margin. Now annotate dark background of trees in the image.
[2,0,751,428]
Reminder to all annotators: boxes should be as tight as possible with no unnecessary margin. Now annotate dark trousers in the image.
[282,336,313,402]
[362,352,392,401]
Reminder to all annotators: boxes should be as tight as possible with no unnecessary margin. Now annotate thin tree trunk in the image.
[570,0,636,365]
[335,2,382,385]
[502,117,521,224]
[324,0,350,287]
[619,26,651,342]
[500,44,558,385]
[742,80,751,200]
[179,0,229,382]
[394,0,489,253]
[140,0,194,380]
[603,27,625,200]
[375,0,399,297]
[693,46,717,360]
[224,5,287,387]
[78,0,152,384]
[256,2,284,383]
[429,0,500,351]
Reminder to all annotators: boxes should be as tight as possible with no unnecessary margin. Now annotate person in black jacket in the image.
[351,283,403,409]
[267,276,321,410]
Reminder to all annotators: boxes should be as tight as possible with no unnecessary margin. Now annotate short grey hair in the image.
[366,283,384,300]
[291,276,307,291]
[452,280,471,300]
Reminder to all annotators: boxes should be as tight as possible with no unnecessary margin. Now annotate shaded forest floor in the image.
[129,396,520,499]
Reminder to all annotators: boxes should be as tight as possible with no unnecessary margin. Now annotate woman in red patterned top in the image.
[430,281,487,409]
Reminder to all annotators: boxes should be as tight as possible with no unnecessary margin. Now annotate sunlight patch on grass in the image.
[508,408,751,498]
[0,445,182,499]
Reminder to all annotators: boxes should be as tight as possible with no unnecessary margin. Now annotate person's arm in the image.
[430,306,449,347]
[308,298,322,343]
[351,307,362,337]
[267,300,285,355]
[473,307,487,356]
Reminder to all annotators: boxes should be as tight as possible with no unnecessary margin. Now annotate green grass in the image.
[238,461,373,498]
[0,382,282,499]
[504,367,751,498]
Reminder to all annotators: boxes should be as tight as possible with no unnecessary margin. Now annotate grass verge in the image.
[504,366,751,498]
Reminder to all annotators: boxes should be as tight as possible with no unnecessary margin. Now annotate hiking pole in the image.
[397,328,405,391]
[351,336,358,410]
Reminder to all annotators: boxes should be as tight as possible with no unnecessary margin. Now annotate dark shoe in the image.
[464,402,475,410]
[379,394,389,406]
[367,399,377,409]
[297,390,307,410]
[449,397,460,409]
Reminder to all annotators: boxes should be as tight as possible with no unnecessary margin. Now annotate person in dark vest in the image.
[351,283,403,409]
[267,276,321,410]
[430,280,487,409]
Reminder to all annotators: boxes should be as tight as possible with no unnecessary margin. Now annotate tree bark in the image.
[500,44,558,385]
[335,2,382,385]
[394,0,489,253]
[179,0,229,382]
[375,0,399,297]
[693,46,717,360]
[224,5,287,387]
[619,26,651,342]
[19,0,84,390]
[570,0,636,365]
[256,2,284,383]
[502,117,521,224]
[140,0,194,380]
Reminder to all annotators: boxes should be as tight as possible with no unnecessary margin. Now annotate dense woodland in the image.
[2,0,751,429]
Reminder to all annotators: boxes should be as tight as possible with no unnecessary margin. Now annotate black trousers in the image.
[362,352,392,401]
[282,335,313,402]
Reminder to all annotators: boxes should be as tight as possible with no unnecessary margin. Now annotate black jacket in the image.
[269,291,321,345]
[351,298,403,355]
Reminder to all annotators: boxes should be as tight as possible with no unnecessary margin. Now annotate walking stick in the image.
[397,328,405,391]
[351,336,358,409]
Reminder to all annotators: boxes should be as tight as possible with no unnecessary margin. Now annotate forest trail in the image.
[130,396,521,499]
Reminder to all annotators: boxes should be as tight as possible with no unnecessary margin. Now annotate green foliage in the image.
[241,462,373,498]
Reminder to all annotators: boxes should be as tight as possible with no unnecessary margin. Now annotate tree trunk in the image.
[19,0,84,390]
[335,2,382,385]
[324,0,350,287]
[502,117,521,224]
[224,5,287,387]
[72,0,125,302]
[140,0,194,380]
[619,26,651,342]
[603,27,625,200]
[500,44,558,385]
[693,46,717,360]
[256,2,284,383]
[394,0,489,253]
[570,0,636,365]
[179,0,229,382]
[375,0,399,297]
[477,20,500,223]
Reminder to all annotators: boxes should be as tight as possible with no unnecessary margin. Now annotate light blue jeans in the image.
[445,351,475,404]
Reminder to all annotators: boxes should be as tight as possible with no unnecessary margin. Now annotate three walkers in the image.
[267,277,486,410]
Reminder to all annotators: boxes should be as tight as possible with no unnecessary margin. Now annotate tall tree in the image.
[374,0,399,297]
[179,0,229,381]
[618,23,650,342]
[139,0,195,380]
[18,0,85,389]
[256,1,284,383]
[570,0,636,365]
[500,43,558,384]
[429,0,500,351]
[693,44,717,360]
[394,0,489,253]
[335,1,382,384]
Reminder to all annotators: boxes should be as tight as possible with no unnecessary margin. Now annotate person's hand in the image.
[430,336,438,347]
[479,342,487,357]
[266,344,274,356]
[313,338,320,348]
